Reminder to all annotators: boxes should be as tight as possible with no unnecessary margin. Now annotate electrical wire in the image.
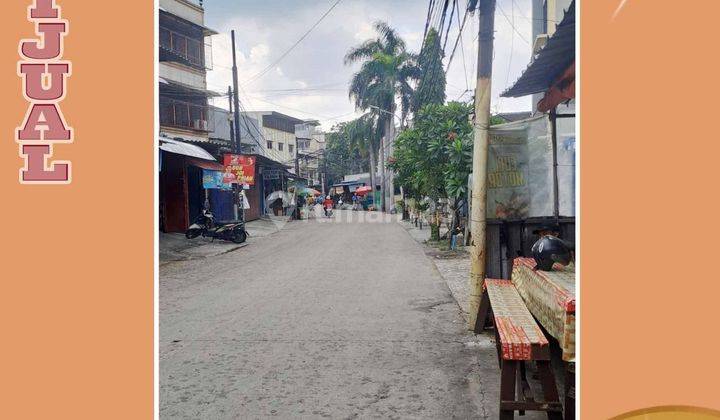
[497,1,530,44]
[241,0,344,87]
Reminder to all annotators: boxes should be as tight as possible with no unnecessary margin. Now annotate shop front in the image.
[159,137,225,232]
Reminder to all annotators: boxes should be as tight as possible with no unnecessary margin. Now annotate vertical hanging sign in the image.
[16,0,72,184]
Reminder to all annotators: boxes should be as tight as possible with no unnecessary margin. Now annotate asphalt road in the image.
[160,210,530,419]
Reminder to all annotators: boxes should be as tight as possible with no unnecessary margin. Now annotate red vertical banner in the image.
[223,153,256,185]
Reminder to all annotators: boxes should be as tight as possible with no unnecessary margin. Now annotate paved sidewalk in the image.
[159,217,284,264]
[398,219,472,322]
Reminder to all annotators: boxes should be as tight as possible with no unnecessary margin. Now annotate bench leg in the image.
[473,287,492,333]
[517,361,532,416]
[564,362,575,420]
[536,361,563,420]
[493,325,503,368]
[500,360,518,420]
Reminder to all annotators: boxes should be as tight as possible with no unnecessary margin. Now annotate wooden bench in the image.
[479,279,564,420]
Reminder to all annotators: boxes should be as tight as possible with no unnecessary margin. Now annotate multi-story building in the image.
[159,0,219,146]
[158,0,223,232]
[240,111,305,169]
[530,0,574,113]
[294,120,326,187]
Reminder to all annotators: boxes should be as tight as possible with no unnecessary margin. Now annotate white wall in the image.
[159,0,204,26]
[160,62,206,90]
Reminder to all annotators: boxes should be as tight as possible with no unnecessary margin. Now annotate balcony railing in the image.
[160,98,214,132]
[159,27,211,69]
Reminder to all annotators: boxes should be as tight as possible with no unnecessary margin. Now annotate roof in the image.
[159,137,216,161]
[501,1,575,98]
[248,153,292,171]
[159,7,218,36]
[496,111,532,122]
[159,77,221,97]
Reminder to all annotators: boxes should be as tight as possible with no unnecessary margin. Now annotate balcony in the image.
[160,98,215,132]
[159,27,212,70]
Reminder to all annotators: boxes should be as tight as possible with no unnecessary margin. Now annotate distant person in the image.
[296,194,306,220]
[323,195,334,217]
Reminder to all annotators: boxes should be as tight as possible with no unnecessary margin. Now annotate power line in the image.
[496,1,529,44]
[444,1,470,74]
[457,0,470,91]
[241,0,344,87]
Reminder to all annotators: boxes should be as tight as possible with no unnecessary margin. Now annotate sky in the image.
[202,0,534,131]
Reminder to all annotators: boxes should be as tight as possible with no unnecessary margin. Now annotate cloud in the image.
[204,0,533,131]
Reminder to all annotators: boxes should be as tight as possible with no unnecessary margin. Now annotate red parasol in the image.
[354,186,372,196]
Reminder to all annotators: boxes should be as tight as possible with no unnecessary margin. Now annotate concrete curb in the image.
[397,220,471,323]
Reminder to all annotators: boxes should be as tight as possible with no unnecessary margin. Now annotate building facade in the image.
[241,111,305,169]
[531,0,574,113]
[294,120,326,187]
[158,0,224,232]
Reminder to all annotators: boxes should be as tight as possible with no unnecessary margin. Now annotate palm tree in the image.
[345,21,419,211]
[345,114,380,202]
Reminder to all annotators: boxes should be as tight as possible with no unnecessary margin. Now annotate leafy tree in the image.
[412,28,446,115]
[322,122,366,187]
[390,102,473,240]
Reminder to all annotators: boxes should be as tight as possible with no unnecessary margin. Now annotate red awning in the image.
[186,157,224,171]
[537,62,575,113]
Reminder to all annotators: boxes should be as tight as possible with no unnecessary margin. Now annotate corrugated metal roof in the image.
[159,137,216,161]
[501,1,575,98]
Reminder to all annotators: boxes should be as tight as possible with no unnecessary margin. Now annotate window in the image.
[267,141,273,149]
[289,144,294,154]
[278,143,284,151]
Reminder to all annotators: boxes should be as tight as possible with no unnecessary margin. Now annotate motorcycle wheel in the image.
[231,228,247,244]
[185,228,201,239]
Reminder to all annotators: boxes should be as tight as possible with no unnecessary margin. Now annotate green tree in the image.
[412,28,446,115]
[390,102,474,240]
[322,122,366,187]
[345,114,381,201]
[345,21,419,210]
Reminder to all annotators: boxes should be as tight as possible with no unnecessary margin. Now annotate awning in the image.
[501,1,575,99]
[186,157,224,171]
[158,8,218,36]
[159,137,216,161]
[159,78,221,97]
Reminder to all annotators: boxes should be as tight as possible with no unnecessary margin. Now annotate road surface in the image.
[160,210,523,419]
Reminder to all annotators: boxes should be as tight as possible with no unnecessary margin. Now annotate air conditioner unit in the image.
[532,34,549,55]
[193,119,209,130]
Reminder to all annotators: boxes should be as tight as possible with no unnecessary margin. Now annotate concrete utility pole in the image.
[229,85,239,220]
[386,110,396,213]
[468,0,496,331]
[231,31,244,222]
[379,136,387,212]
[231,30,242,150]
[228,86,236,151]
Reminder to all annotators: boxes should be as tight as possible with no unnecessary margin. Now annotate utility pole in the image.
[231,31,244,222]
[469,0,496,331]
[228,85,239,220]
[378,136,387,212]
[386,109,395,213]
[295,140,301,177]
[231,30,242,151]
[228,86,236,151]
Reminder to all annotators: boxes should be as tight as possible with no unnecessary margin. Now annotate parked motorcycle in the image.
[185,209,247,244]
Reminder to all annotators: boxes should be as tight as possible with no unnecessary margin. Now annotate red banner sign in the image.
[222,154,256,185]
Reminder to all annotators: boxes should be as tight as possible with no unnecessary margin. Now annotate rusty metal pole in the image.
[468,0,496,331]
